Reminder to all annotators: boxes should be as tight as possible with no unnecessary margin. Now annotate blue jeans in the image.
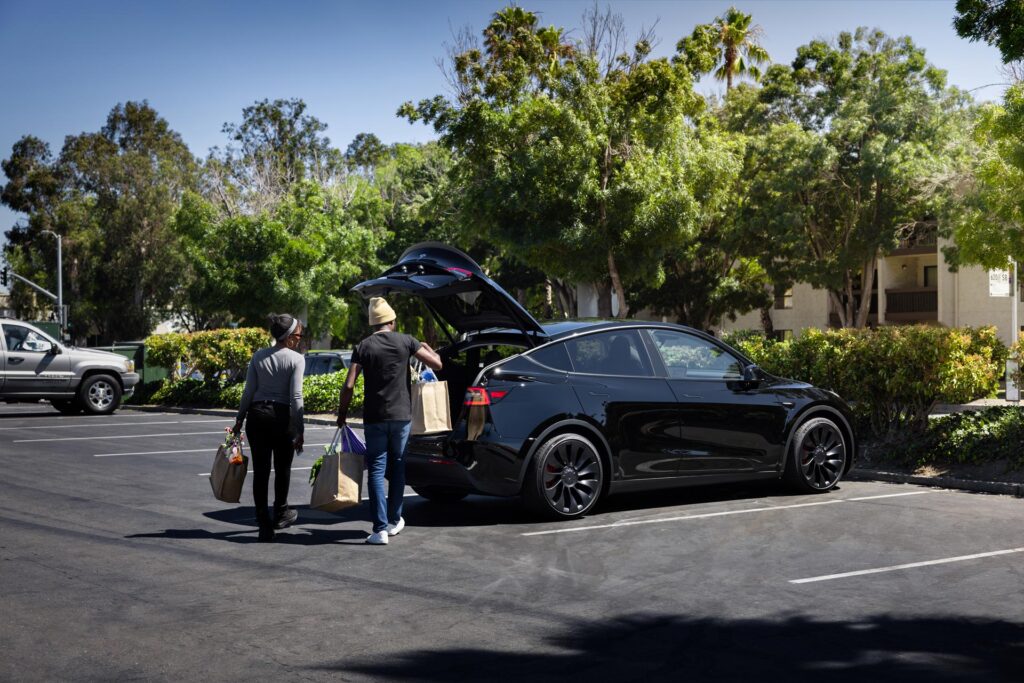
[362,420,411,533]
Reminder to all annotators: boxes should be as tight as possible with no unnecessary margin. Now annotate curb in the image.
[122,405,361,427]
[848,467,1024,498]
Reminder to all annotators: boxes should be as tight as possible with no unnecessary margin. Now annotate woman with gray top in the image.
[234,314,306,542]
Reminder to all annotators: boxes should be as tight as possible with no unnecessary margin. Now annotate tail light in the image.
[464,387,510,406]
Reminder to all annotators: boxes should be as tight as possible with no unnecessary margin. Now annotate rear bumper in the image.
[405,431,525,497]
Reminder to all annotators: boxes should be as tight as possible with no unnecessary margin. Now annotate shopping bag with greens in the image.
[309,426,364,512]
[210,428,248,503]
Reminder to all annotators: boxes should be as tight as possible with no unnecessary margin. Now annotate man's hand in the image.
[293,434,304,453]
[336,414,346,429]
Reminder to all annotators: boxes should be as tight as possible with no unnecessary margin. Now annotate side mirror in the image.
[49,342,61,355]
[742,364,760,382]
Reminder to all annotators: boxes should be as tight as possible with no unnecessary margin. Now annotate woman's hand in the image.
[293,434,304,453]
[232,419,243,437]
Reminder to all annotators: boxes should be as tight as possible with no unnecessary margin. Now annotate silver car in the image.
[0,319,140,415]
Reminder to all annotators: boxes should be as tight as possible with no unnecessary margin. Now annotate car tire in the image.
[78,374,122,415]
[412,486,469,503]
[523,432,604,520]
[784,416,848,493]
[51,399,83,415]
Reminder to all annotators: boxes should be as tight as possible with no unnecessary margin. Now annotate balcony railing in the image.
[885,287,937,322]
[892,229,938,255]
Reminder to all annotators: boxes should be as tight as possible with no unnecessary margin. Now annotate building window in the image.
[923,265,938,288]
[774,286,793,310]
[772,329,793,342]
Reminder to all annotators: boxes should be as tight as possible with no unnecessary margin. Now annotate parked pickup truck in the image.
[1,318,140,414]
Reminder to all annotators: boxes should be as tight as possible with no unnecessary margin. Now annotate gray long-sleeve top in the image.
[236,346,305,436]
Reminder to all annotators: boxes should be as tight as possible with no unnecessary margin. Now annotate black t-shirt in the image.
[352,332,422,423]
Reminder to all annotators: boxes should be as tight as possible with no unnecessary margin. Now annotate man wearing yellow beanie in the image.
[336,297,442,545]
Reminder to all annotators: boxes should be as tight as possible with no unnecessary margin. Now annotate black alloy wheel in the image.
[785,417,847,493]
[524,433,604,519]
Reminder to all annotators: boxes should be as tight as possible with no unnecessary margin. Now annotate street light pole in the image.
[41,230,63,337]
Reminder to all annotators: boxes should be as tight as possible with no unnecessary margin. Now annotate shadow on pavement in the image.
[126,525,368,544]
[320,612,1024,682]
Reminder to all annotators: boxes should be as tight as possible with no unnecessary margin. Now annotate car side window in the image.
[328,357,344,373]
[566,330,654,377]
[649,329,742,381]
[526,342,572,372]
[2,324,50,353]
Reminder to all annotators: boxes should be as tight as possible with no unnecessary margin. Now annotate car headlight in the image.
[125,359,135,373]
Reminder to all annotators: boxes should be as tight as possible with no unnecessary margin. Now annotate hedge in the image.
[147,372,364,415]
[885,407,1024,469]
[146,328,271,381]
[723,326,1007,438]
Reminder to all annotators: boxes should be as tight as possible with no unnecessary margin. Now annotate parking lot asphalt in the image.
[1,404,1022,682]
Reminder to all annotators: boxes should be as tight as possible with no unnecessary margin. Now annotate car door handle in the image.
[9,357,24,365]
[678,394,702,399]
[589,391,609,397]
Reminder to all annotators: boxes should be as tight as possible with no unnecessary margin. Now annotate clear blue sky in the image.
[0,0,1007,279]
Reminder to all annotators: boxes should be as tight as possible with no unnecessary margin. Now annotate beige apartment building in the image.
[577,230,1023,348]
[721,232,1024,347]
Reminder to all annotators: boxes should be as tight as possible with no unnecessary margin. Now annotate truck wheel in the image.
[79,375,122,415]
[51,399,83,415]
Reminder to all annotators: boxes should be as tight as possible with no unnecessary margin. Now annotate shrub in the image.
[886,407,1024,469]
[729,326,1005,438]
[145,328,271,381]
[146,370,364,416]
[1010,332,1024,390]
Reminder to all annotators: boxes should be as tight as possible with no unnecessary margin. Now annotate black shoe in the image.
[258,527,276,543]
[273,508,298,530]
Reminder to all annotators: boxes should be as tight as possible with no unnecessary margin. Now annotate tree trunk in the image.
[595,280,613,318]
[854,255,878,329]
[760,306,774,336]
[827,290,849,328]
[551,278,576,318]
[607,250,629,318]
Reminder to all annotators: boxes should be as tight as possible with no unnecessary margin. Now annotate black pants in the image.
[244,402,295,528]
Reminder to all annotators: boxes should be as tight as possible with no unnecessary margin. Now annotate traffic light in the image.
[1,267,7,287]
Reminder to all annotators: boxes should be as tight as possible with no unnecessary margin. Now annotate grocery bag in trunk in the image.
[310,427,364,512]
[412,380,451,434]
[210,437,248,503]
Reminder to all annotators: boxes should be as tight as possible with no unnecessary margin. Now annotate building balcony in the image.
[891,229,938,256]
[885,287,937,322]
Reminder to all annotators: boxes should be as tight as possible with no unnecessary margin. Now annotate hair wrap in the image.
[276,317,298,341]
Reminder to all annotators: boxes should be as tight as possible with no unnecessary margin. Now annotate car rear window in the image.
[526,342,572,372]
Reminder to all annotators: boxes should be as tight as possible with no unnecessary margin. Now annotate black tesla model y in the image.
[354,243,856,520]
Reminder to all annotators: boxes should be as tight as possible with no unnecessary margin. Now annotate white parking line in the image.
[197,466,314,476]
[95,443,334,457]
[15,431,228,443]
[0,419,229,431]
[520,490,934,536]
[790,547,1024,584]
[17,426,337,444]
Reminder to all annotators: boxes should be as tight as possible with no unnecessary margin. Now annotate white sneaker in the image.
[366,530,389,545]
[386,517,405,536]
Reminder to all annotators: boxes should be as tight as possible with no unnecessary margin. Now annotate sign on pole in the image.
[989,269,1011,297]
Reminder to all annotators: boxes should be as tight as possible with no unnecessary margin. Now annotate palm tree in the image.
[687,7,770,90]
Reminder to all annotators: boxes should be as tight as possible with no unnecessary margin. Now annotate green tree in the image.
[678,6,770,90]
[943,84,1024,269]
[954,0,1024,63]
[742,29,960,328]
[206,98,343,215]
[173,180,385,338]
[401,6,704,318]
[630,128,770,329]
[2,102,197,342]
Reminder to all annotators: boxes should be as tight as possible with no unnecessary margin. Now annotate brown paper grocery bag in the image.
[310,450,363,512]
[411,380,452,434]
[210,442,248,503]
